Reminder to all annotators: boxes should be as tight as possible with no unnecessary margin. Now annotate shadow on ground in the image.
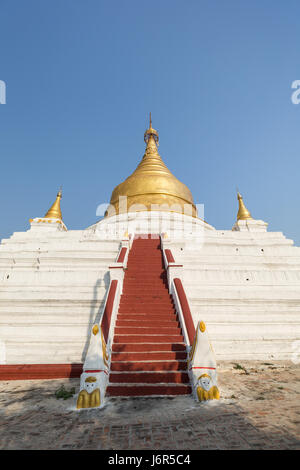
[0,362,299,450]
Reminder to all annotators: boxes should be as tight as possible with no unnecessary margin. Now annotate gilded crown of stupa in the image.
[107,114,197,217]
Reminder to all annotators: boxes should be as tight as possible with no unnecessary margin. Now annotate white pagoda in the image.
[0,117,299,390]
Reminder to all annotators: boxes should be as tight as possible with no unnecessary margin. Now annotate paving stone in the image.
[0,361,299,450]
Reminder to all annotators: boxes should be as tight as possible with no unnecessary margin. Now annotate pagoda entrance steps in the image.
[106,236,191,397]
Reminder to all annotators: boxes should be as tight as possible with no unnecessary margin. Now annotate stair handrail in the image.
[172,277,196,346]
[160,235,193,346]
[76,235,130,409]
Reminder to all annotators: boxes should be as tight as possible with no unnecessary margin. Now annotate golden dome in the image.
[107,116,197,217]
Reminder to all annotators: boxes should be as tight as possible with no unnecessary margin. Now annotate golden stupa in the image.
[237,192,253,221]
[107,115,197,217]
[44,189,63,220]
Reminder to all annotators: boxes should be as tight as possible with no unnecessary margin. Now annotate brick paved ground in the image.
[0,361,299,450]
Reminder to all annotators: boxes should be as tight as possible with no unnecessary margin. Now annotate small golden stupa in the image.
[44,189,63,220]
[237,192,253,221]
[106,114,197,217]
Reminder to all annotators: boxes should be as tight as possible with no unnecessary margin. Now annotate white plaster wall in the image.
[0,226,121,364]
[171,229,300,360]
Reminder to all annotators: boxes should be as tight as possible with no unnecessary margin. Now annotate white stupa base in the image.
[232,218,268,232]
[0,210,299,365]
[29,217,68,233]
[87,211,215,241]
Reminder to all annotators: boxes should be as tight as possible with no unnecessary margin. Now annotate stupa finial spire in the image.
[144,112,159,145]
[44,188,63,220]
[237,191,253,221]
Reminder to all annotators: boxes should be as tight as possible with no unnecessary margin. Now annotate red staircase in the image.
[106,235,191,397]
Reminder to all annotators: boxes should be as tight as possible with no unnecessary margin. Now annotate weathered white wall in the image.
[0,224,120,364]
[170,229,300,360]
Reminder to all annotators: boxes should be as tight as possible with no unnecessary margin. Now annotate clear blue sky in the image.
[1,1,299,244]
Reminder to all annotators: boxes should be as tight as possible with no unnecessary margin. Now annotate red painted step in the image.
[118,308,176,314]
[117,313,178,320]
[124,280,168,284]
[116,320,180,327]
[119,302,175,308]
[110,371,189,384]
[125,280,168,283]
[123,285,168,290]
[118,306,175,312]
[119,299,174,305]
[120,297,173,301]
[120,293,173,299]
[114,335,184,343]
[107,235,190,397]
[111,351,187,361]
[114,327,181,335]
[112,343,186,352]
[122,292,169,296]
[107,385,192,396]
[111,361,187,372]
